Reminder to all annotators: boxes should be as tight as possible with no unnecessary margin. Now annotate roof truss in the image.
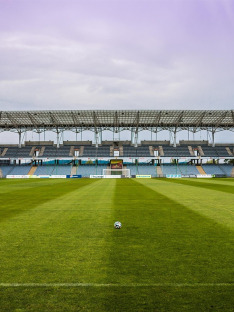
[0,110,233,132]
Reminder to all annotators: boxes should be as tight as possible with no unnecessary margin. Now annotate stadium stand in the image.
[76,165,97,177]
[82,146,97,157]
[202,164,233,176]
[1,142,234,159]
[0,165,15,177]
[161,164,181,175]
[220,165,233,177]
[9,165,31,175]
[122,145,137,157]
[42,146,58,158]
[178,165,199,175]
[34,165,55,175]
[136,145,151,157]
[137,165,156,176]
[52,166,71,175]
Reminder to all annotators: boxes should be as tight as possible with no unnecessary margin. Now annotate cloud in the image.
[0,0,233,114]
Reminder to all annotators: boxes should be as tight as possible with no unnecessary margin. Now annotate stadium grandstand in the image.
[0,110,233,178]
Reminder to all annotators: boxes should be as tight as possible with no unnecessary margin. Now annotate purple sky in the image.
[0,0,234,112]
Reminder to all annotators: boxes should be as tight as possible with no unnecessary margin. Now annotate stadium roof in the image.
[0,110,233,132]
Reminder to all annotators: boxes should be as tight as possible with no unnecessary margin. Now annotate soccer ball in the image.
[114,221,122,229]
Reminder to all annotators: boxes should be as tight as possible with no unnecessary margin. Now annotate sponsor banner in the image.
[103,175,121,178]
[196,174,213,178]
[70,175,82,178]
[50,175,67,179]
[136,175,151,178]
[38,175,50,178]
[6,175,29,179]
[166,174,182,178]
[90,175,104,178]
[28,175,38,178]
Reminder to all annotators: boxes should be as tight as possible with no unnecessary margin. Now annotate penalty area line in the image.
[0,283,233,287]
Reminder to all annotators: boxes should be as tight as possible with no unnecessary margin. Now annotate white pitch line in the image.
[0,283,233,287]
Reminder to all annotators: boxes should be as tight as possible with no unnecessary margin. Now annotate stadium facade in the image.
[0,110,233,178]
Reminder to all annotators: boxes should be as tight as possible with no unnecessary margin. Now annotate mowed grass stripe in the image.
[0,179,97,223]
[0,179,116,284]
[162,178,234,194]
[0,178,66,195]
[183,178,234,186]
[108,179,234,284]
[138,178,234,229]
[0,286,233,312]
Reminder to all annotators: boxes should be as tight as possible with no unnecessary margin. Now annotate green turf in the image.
[0,178,233,311]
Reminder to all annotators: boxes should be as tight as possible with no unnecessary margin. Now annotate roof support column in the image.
[95,131,99,148]
[212,129,215,147]
[134,130,138,147]
[18,130,22,148]
[56,130,60,148]
[173,129,177,147]
[131,129,134,144]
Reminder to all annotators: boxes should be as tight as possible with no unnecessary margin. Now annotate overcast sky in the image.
[0,0,233,143]
[0,0,234,112]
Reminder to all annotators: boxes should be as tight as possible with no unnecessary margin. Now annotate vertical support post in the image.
[95,131,99,148]
[100,130,102,144]
[212,130,215,147]
[134,130,138,147]
[56,130,59,148]
[173,130,177,147]
[131,129,134,144]
[18,131,22,148]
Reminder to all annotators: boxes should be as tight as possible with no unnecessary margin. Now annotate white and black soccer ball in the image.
[114,221,122,229]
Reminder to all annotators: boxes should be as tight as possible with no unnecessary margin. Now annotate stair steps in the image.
[0,168,3,178]
[71,166,77,175]
[1,148,8,157]
[119,146,123,156]
[69,146,74,157]
[28,166,37,175]
[79,146,84,157]
[156,165,163,176]
[196,165,206,175]
[29,146,36,157]
[159,146,164,156]
[231,167,234,177]
[38,146,45,157]
[226,147,233,156]
[188,146,195,156]
[197,146,204,156]
[110,146,114,156]
[149,146,154,156]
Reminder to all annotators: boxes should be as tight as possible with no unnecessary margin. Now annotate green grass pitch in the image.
[0,178,233,311]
